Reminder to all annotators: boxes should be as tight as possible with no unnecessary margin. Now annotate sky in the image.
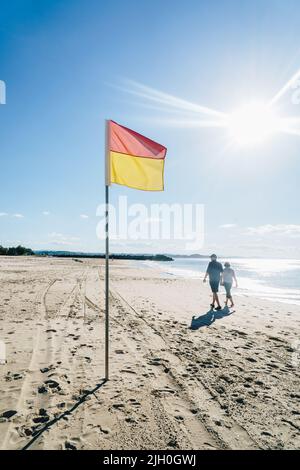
[1,0,300,257]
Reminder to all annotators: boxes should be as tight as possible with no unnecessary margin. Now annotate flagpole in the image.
[105,120,110,381]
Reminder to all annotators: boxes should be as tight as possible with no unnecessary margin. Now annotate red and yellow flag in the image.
[107,120,167,191]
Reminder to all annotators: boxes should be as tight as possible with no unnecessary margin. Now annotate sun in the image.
[227,102,280,146]
[122,69,300,143]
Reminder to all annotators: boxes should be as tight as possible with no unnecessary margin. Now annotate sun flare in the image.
[227,102,280,146]
[120,68,300,146]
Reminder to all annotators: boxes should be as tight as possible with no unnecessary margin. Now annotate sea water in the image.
[150,257,300,306]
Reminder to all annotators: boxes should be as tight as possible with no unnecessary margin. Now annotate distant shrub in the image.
[0,245,34,256]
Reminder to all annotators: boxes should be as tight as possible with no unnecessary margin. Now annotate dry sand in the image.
[0,256,299,450]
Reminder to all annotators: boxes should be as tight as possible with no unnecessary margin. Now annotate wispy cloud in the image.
[12,213,24,218]
[42,211,50,216]
[0,212,8,217]
[49,232,80,245]
[51,240,78,246]
[80,214,89,219]
[219,223,237,229]
[49,232,80,241]
[246,224,300,237]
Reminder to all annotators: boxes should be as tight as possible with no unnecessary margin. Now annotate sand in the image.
[0,255,299,450]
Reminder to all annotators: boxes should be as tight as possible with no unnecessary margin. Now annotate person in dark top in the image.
[203,254,223,310]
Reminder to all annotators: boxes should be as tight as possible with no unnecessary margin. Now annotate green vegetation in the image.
[0,246,173,261]
[0,245,34,256]
[36,251,173,262]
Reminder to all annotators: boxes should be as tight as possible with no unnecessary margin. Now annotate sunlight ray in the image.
[114,79,300,140]
[121,99,218,117]
[269,68,300,106]
[278,117,300,136]
[280,117,300,125]
[121,79,228,119]
[280,127,300,137]
[148,118,228,128]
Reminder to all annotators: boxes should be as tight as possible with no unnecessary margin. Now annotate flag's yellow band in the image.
[110,151,165,191]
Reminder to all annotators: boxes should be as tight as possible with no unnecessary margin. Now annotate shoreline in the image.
[0,256,299,450]
[148,259,300,307]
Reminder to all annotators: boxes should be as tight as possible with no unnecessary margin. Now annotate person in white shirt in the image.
[221,262,238,308]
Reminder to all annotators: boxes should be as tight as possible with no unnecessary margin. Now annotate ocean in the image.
[151,257,300,306]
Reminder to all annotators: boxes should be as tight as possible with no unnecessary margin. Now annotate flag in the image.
[107,120,167,191]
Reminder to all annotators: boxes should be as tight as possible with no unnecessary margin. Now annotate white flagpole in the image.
[105,120,110,381]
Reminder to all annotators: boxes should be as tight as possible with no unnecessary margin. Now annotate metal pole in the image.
[104,119,110,381]
[105,183,109,380]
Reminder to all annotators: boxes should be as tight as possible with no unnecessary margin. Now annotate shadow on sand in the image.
[21,378,107,450]
[190,306,234,330]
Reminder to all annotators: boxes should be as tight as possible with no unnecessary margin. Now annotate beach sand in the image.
[0,256,299,450]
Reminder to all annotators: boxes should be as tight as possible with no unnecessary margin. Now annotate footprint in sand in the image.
[255,380,264,386]
[65,441,77,450]
[112,403,125,410]
[32,413,49,424]
[40,365,55,374]
[246,357,257,363]
[5,371,24,381]
[125,417,137,424]
[0,410,17,420]
[120,369,137,374]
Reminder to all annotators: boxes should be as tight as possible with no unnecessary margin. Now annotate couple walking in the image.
[203,254,238,310]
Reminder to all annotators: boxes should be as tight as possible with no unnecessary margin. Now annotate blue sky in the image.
[1,0,300,257]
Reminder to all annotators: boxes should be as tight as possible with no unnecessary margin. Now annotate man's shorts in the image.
[209,280,220,293]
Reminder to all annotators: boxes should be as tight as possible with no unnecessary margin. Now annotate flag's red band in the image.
[109,120,167,160]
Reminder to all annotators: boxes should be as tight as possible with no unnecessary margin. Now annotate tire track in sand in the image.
[1,278,57,449]
[2,267,88,449]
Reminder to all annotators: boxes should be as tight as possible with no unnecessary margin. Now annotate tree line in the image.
[0,245,34,256]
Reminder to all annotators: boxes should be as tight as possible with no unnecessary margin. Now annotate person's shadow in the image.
[190,305,234,330]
